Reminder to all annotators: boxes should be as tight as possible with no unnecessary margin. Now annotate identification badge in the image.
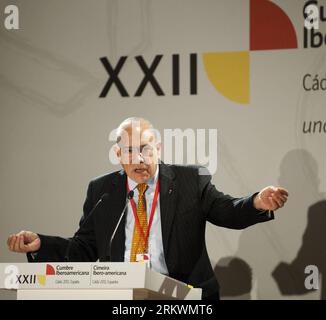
[136,253,151,267]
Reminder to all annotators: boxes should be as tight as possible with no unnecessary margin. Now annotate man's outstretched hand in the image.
[7,231,40,253]
[254,186,289,211]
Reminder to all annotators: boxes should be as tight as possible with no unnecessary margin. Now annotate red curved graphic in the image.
[250,0,298,50]
[46,264,55,275]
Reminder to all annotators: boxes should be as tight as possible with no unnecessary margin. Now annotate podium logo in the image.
[36,264,56,286]
[4,264,55,289]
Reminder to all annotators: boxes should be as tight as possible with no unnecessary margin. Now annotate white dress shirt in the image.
[124,166,169,275]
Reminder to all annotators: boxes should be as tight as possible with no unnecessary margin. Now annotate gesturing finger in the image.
[276,187,289,197]
[7,235,13,248]
[279,194,288,203]
[268,196,279,210]
[272,194,283,208]
[14,235,21,252]
[272,193,287,207]
[19,234,27,252]
[9,235,16,251]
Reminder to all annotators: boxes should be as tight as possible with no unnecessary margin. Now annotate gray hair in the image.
[116,117,161,144]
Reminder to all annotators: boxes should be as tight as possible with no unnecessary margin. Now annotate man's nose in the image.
[136,153,145,163]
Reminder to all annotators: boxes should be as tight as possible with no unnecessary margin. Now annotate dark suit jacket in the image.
[28,163,274,298]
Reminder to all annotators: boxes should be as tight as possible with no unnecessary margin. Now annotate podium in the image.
[0,262,202,300]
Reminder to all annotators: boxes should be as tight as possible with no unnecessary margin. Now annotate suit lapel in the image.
[102,170,127,262]
[159,163,177,261]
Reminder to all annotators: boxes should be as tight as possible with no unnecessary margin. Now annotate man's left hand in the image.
[254,186,289,211]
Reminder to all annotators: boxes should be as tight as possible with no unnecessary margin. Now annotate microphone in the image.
[64,193,109,262]
[107,189,134,262]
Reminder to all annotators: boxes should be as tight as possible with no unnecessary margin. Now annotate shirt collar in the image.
[127,165,159,192]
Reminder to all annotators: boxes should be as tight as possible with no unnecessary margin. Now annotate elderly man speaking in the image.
[7,117,288,300]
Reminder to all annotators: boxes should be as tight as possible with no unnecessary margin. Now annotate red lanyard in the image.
[126,178,160,248]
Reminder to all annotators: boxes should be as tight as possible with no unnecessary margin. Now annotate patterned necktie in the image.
[130,183,148,262]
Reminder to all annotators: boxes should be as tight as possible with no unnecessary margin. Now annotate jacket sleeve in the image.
[198,167,274,229]
[27,181,98,263]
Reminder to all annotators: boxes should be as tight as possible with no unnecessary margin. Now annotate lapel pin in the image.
[169,189,173,194]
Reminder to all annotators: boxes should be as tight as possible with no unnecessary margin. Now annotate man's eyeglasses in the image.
[120,144,155,157]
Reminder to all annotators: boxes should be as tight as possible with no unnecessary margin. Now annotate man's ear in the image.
[114,144,121,160]
[156,142,162,158]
